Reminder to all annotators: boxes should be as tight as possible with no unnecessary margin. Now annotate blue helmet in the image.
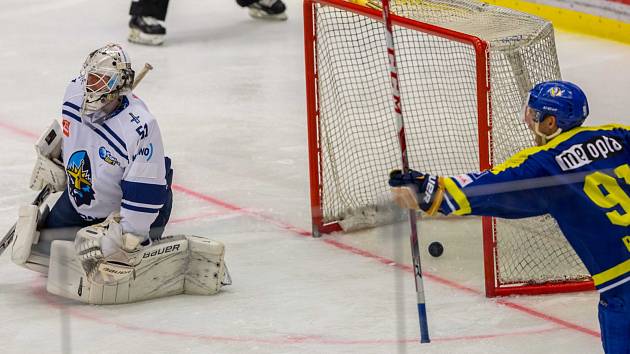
[527,80,589,131]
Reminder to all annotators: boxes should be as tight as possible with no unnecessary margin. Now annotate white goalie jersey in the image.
[60,78,167,237]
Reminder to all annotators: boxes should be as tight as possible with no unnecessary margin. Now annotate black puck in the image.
[428,241,444,257]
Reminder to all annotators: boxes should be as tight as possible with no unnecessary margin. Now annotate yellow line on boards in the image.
[483,0,630,45]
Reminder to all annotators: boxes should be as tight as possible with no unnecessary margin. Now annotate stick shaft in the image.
[132,63,153,90]
[380,0,430,343]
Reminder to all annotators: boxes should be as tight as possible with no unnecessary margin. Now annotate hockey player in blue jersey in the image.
[388,80,629,354]
[10,43,229,304]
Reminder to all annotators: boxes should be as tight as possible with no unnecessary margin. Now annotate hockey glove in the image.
[75,213,145,284]
[30,151,66,192]
[30,120,66,192]
[388,169,445,215]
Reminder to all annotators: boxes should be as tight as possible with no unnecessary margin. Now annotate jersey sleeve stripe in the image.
[121,202,160,214]
[62,109,82,123]
[598,276,630,293]
[121,199,164,209]
[121,180,167,205]
[91,127,129,161]
[592,258,630,288]
[442,193,456,214]
[443,177,472,216]
[101,123,127,150]
[63,101,81,112]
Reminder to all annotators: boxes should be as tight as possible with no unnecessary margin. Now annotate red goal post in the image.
[303,0,594,297]
[304,0,491,235]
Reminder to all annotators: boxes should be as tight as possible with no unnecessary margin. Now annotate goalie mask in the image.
[80,43,135,116]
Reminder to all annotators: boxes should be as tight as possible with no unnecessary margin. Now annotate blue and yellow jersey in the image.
[440,124,630,293]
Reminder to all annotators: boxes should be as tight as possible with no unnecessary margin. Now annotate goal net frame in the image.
[303,0,594,297]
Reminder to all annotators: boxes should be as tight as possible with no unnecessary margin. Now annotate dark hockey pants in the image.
[129,0,257,21]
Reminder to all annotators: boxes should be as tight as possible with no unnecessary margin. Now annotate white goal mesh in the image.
[305,0,591,295]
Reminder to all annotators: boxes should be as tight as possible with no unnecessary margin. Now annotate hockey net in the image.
[304,0,593,296]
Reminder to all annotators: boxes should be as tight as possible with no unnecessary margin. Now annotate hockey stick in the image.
[380,0,430,343]
[132,63,153,90]
[0,184,52,257]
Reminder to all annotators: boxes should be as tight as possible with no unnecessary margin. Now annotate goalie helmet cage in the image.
[303,0,594,297]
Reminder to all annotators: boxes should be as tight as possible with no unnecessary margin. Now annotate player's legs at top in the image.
[128,0,286,46]
[128,0,169,46]
[235,0,288,21]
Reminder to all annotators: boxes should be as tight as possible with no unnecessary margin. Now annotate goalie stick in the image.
[380,0,430,343]
[0,185,52,257]
[133,63,153,90]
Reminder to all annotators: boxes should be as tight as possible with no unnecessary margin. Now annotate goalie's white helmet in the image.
[80,43,135,115]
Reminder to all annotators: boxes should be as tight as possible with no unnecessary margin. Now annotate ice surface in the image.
[0,0,628,353]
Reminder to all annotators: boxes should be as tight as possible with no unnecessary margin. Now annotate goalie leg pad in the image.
[11,203,77,274]
[11,205,50,273]
[46,240,88,301]
[128,235,190,302]
[184,236,229,295]
[12,205,39,265]
[48,237,189,304]
[47,235,229,304]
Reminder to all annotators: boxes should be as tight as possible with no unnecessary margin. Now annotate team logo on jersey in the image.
[62,119,70,137]
[98,147,120,166]
[66,150,95,207]
[129,112,141,124]
[133,143,153,161]
[555,136,624,171]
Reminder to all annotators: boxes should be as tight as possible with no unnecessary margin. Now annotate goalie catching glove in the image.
[388,169,445,215]
[74,213,145,284]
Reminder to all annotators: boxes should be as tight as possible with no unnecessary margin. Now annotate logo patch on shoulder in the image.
[98,147,121,166]
[453,174,474,187]
[133,143,153,161]
[62,119,70,137]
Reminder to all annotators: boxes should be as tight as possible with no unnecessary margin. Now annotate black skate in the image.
[247,0,287,21]
[128,16,166,46]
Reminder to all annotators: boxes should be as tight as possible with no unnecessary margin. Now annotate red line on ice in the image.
[0,121,38,139]
[168,210,233,224]
[172,185,600,339]
[31,279,562,345]
[1,121,600,345]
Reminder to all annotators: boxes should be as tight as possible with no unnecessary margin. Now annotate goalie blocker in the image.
[47,234,231,304]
